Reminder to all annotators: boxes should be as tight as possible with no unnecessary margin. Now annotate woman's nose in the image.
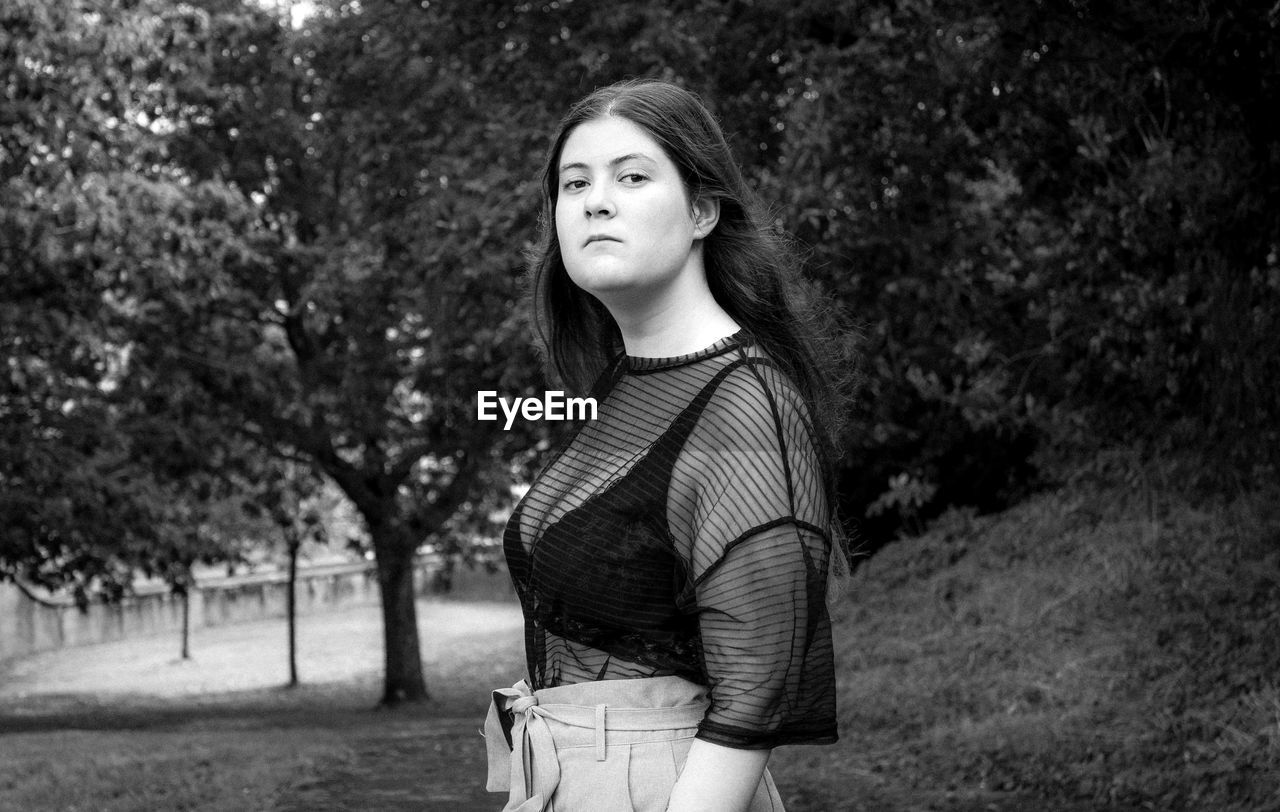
[584,182,613,218]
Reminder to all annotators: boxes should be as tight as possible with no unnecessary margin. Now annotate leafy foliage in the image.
[0,0,248,597]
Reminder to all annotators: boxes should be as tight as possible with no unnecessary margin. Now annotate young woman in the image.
[484,79,848,812]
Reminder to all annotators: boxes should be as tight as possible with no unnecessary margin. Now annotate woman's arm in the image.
[666,738,771,812]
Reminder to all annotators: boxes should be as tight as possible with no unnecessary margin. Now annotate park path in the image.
[0,598,525,811]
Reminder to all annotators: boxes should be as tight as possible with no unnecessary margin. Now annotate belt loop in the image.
[594,704,607,761]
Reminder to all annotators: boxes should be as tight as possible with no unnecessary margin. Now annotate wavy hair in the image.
[525,79,854,498]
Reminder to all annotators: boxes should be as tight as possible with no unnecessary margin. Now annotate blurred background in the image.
[1,1,1277,810]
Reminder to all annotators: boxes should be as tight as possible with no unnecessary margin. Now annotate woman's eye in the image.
[620,172,648,184]
[562,179,588,191]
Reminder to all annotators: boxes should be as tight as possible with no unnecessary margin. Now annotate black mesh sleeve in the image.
[668,362,838,748]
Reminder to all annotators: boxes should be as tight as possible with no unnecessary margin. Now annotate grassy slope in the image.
[774,474,1280,811]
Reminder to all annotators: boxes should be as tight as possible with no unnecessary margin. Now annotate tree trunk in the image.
[180,585,191,661]
[287,535,300,687]
[373,531,428,704]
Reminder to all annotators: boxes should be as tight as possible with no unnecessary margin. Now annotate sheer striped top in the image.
[503,330,837,749]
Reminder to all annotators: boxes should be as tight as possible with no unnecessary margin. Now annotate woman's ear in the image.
[691,196,720,240]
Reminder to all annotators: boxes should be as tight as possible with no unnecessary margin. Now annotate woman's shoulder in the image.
[704,347,809,414]
[691,351,816,453]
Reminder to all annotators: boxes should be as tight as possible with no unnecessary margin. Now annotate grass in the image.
[0,686,353,812]
[0,601,524,812]
[771,464,1280,810]
[0,726,345,811]
[2,467,1277,811]
[0,679,506,812]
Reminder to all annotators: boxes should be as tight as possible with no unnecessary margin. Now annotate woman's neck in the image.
[602,267,741,359]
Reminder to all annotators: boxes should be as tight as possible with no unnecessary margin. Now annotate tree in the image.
[673,0,1280,520]
[247,459,329,687]
[118,0,552,703]
[0,0,250,595]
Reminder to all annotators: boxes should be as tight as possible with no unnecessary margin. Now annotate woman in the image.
[485,79,848,812]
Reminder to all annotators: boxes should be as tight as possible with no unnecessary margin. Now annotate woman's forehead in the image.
[558,116,670,171]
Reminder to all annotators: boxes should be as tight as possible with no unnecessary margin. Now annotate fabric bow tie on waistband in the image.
[484,680,564,812]
[482,677,709,811]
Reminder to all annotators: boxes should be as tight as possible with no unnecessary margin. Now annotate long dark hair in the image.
[526,78,854,495]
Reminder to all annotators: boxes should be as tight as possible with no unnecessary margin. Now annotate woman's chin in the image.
[567,268,638,295]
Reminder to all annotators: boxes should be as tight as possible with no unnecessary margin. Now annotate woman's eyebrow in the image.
[558,153,656,174]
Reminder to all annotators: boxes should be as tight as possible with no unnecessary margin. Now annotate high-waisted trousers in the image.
[483,675,786,812]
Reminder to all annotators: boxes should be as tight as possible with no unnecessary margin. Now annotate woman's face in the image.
[554,115,714,305]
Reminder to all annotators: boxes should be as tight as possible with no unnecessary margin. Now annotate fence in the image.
[0,554,514,663]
